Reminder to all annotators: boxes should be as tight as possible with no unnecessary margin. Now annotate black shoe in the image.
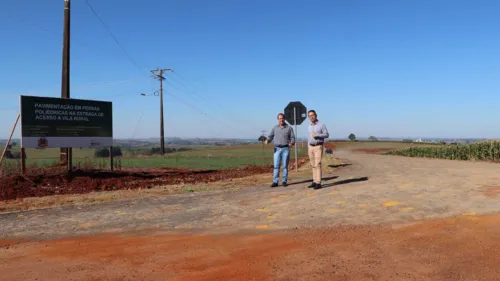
[313,183,322,190]
[282,182,288,187]
[271,183,278,187]
[308,182,316,188]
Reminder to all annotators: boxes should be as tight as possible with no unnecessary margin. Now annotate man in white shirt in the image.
[307,109,329,189]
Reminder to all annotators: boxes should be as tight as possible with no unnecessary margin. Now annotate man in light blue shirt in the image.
[307,109,329,189]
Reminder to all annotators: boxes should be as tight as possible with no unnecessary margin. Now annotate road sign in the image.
[284,101,307,125]
[20,95,113,148]
[283,101,307,172]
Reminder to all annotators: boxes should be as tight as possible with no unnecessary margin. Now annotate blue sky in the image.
[1,0,500,139]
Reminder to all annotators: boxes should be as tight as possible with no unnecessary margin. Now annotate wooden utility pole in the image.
[60,0,72,171]
[151,68,173,156]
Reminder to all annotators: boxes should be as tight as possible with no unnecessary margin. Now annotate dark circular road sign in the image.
[284,101,307,125]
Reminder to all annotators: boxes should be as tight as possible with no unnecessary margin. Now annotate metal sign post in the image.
[284,101,307,172]
[293,107,298,171]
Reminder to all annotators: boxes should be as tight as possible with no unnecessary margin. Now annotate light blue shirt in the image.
[308,121,329,145]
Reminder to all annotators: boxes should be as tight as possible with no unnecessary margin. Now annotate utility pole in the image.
[151,68,173,156]
[60,0,72,171]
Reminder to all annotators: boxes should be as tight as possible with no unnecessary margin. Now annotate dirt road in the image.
[1,150,499,280]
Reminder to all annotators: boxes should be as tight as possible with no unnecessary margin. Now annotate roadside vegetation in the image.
[384,141,500,161]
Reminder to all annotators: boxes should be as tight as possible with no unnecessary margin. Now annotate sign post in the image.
[284,101,307,172]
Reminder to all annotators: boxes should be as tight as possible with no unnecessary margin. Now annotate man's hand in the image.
[264,139,269,145]
[312,132,317,138]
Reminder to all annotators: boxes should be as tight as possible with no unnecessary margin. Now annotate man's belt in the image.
[309,142,323,147]
[275,144,289,148]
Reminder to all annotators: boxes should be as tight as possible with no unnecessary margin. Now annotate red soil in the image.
[0,157,310,201]
[1,215,499,281]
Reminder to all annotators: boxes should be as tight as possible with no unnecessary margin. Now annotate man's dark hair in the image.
[308,110,317,116]
[277,113,285,119]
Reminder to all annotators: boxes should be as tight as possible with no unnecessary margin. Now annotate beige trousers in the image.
[308,144,323,184]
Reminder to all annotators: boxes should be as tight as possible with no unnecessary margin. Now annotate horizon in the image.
[2,1,500,140]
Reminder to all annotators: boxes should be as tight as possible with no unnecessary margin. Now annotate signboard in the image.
[284,101,307,125]
[20,95,113,148]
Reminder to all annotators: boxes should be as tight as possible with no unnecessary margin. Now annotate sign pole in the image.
[109,146,114,171]
[0,113,20,169]
[20,147,26,175]
[294,107,298,172]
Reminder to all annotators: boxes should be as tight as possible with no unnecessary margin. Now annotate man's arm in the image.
[316,124,329,139]
[267,127,275,142]
[289,127,295,145]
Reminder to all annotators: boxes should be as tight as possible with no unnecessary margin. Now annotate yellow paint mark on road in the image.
[358,203,368,207]
[211,210,217,214]
[383,201,400,207]
[398,185,409,190]
[462,212,476,216]
[329,191,337,195]
[288,216,296,219]
[413,194,424,199]
[255,225,269,229]
[307,193,315,197]
[336,201,345,204]
[327,208,342,213]
[464,216,480,221]
[267,216,276,220]
[79,223,93,228]
[400,207,414,212]
[256,208,270,212]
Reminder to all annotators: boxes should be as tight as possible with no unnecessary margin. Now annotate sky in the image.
[1,0,500,140]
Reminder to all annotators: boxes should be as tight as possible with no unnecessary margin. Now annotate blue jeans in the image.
[273,146,290,183]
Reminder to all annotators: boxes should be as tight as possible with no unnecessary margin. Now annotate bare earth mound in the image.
[0,166,272,201]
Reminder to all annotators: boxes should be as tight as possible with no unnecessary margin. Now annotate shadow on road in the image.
[328,164,352,168]
[288,176,339,186]
[316,177,369,189]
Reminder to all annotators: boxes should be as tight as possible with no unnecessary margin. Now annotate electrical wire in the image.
[84,0,146,75]
[81,2,259,137]
[167,72,263,132]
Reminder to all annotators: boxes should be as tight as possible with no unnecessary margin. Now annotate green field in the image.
[1,143,309,170]
[1,140,446,171]
[330,140,440,150]
[384,141,500,161]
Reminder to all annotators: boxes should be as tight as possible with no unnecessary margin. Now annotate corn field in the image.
[383,141,500,161]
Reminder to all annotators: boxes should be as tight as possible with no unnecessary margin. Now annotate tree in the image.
[368,136,378,141]
[94,146,123,158]
[348,133,356,141]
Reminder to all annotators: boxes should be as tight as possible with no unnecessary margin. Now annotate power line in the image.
[82,2,256,137]
[165,91,254,136]
[84,0,146,75]
[168,72,262,132]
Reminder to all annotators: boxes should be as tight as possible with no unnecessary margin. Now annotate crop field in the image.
[331,140,439,154]
[1,143,309,171]
[384,141,500,161]
[0,143,311,200]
